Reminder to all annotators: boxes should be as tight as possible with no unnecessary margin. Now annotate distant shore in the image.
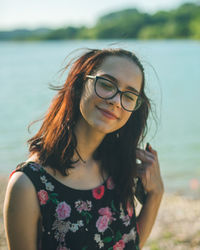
[1,175,200,250]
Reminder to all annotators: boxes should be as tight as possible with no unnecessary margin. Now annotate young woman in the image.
[4,48,164,250]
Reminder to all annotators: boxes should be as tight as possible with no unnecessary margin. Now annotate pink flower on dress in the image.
[106,177,115,190]
[126,201,133,217]
[38,190,49,205]
[56,202,71,220]
[96,215,110,232]
[92,185,105,199]
[98,207,112,218]
[113,239,125,250]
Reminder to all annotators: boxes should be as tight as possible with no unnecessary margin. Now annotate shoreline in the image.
[1,176,200,250]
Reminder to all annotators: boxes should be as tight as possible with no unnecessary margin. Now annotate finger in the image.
[148,144,158,157]
[145,168,151,182]
[136,148,155,159]
[136,150,155,163]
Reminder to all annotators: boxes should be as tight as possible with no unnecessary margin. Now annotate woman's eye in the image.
[99,81,114,90]
[124,93,135,101]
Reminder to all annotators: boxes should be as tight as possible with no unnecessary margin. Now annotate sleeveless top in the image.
[14,161,140,250]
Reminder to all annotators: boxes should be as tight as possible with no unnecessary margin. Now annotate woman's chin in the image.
[90,121,118,134]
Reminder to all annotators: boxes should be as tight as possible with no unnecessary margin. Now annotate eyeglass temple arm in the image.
[86,75,96,79]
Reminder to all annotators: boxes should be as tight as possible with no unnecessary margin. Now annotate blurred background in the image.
[1,0,200,196]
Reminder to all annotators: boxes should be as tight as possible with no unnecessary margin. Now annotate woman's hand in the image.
[136,144,164,195]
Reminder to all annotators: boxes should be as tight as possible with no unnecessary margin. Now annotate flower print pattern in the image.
[98,207,112,218]
[121,214,130,227]
[106,177,115,190]
[45,182,55,191]
[96,206,115,233]
[94,234,104,249]
[94,234,101,242]
[122,227,137,244]
[92,185,105,199]
[41,175,48,183]
[130,228,137,242]
[119,203,131,226]
[70,224,79,233]
[75,200,92,213]
[52,219,84,243]
[133,178,138,193]
[70,220,84,232]
[126,201,133,218]
[38,190,49,205]
[56,202,71,220]
[75,200,93,224]
[113,239,125,250]
[19,163,140,249]
[40,175,55,191]
[29,162,41,171]
[96,215,110,233]
[52,220,71,241]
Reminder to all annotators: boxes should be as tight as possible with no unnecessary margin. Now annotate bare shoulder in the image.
[4,171,40,217]
[4,171,41,250]
[7,171,35,193]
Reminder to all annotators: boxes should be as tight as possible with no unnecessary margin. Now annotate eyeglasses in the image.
[86,75,143,112]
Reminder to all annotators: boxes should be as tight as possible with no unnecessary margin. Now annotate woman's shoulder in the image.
[4,168,41,241]
[8,155,46,195]
[8,170,35,192]
[8,155,42,194]
[5,169,40,215]
[10,153,40,187]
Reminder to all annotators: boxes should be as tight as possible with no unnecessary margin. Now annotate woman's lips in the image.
[96,106,118,120]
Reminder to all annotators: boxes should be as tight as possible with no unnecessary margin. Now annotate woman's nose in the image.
[108,93,121,107]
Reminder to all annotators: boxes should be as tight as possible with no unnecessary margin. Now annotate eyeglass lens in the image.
[95,77,141,111]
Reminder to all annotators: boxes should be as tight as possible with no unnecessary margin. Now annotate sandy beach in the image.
[1,175,200,250]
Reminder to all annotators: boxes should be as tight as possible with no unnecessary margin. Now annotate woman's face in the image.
[79,55,143,134]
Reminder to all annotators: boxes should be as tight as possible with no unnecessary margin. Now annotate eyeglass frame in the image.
[86,75,143,112]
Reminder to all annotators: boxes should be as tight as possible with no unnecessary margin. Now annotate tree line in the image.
[0,2,200,40]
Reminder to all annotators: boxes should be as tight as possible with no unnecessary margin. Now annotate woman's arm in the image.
[136,145,164,249]
[137,191,163,248]
[3,172,41,250]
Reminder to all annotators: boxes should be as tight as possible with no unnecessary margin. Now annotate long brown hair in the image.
[28,48,150,206]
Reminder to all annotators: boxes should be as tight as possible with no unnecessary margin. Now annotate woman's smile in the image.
[96,106,119,120]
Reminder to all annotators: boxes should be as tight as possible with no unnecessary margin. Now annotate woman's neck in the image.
[73,117,105,165]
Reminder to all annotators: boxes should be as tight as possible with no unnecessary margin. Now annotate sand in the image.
[1,175,200,250]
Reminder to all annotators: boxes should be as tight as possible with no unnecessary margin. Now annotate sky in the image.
[0,0,197,31]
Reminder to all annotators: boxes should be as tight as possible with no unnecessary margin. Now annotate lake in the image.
[0,39,200,197]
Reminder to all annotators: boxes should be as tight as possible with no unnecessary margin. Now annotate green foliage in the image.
[43,26,82,40]
[1,2,200,40]
[139,2,200,39]
[95,9,151,38]
[189,16,200,39]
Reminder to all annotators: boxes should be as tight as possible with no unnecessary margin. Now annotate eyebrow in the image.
[98,73,140,94]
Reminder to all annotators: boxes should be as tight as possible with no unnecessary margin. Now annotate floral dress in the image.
[13,162,140,250]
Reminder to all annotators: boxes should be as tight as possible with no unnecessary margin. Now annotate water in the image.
[0,40,200,197]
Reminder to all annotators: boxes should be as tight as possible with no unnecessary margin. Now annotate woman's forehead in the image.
[97,56,141,75]
[95,56,143,92]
